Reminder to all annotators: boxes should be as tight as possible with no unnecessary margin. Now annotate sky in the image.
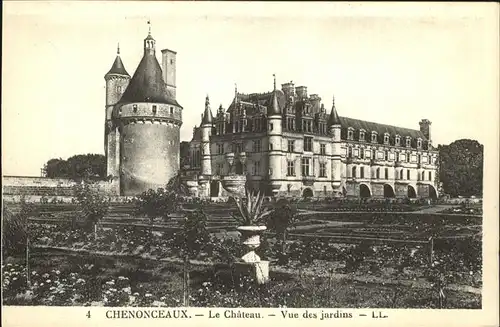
[2,2,499,177]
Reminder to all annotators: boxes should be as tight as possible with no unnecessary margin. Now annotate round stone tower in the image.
[108,29,183,196]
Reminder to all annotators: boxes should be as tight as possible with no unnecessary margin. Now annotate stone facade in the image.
[182,79,439,199]
[104,31,183,196]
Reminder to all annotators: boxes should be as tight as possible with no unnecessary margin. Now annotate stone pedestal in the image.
[234,261,270,285]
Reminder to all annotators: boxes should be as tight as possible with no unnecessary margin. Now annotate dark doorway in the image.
[383,184,395,198]
[235,162,243,175]
[359,184,371,198]
[429,185,438,200]
[302,188,313,198]
[210,181,220,197]
[407,185,417,198]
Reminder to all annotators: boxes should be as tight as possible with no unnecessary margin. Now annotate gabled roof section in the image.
[339,116,426,140]
[118,52,181,108]
[227,91,286,115]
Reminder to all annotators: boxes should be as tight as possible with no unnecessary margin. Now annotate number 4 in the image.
[86,311,91,319]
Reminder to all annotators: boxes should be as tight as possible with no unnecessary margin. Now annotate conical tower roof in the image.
[268,74,282,116]
[105,45,130,78]
[328,95,341,126]
[201,95,213,124]
[118,33,181,107]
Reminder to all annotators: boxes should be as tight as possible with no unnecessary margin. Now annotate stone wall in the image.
[2,176,121,203]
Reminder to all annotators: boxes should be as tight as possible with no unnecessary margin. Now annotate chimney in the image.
[419,119,432,141]
[295,86,307,99]
[161,49,177,100]
[281,81,295,98]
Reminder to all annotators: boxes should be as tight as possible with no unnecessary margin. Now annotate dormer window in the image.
[395,135,401,146]
[406,136,411,148]
[417,138,422,148]
[371,131,378,143]
[384,133,390,145]
[170,107,174,114]
[152,105,157,114]
[359,129,366,141]
[347,127,354,140]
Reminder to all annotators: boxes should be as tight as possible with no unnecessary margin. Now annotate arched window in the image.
[422,171,425,181]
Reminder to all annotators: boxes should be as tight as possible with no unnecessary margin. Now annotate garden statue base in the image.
[234,261,269,285]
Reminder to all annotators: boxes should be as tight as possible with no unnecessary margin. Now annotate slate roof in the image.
[105,55,130,77]
[118,52,181,108]
[339,116,426,140]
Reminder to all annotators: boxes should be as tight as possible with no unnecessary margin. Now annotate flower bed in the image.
[2,252,481,308]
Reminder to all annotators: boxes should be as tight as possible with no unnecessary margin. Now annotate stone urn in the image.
[237,226,267,263]
[221,174,246,196]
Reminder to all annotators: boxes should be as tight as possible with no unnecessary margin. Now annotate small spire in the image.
[328,94,341,126]
[332,94,335,107]
[205,94,210,108]
[202,95,213,125]
[117,43,120,55]
[147,19,151,35]
[273,74,276,91]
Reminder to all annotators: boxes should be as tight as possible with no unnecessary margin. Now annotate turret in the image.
[329,95,342,193]
[104,44,130,183]
[108,24,183,196]
[267,74,283,196]
[200,95,213,178]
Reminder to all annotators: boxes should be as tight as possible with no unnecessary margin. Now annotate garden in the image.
[2,183,482,308]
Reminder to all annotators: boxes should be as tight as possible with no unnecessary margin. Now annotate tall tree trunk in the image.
[26,237,31,287]
[183,255,190,306]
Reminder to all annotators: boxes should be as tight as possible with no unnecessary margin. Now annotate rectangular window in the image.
[360,149,364,159]
[319,163,326,177]
[304,137,313,152]
[407,170,411,180]
[253,140,261,152]
[347,147,353,158]
[269,123,273,131]
[376,168,380,179]
[217,143,224,155]
[385,168,389,179]
[320,144,326,155]
[287,140,295,152]
[428,171,432,181]
[301,158,311,176]
[253,161,260,175]
[384,151,389,161]
[360,167,365,178]
[287,161,295,176]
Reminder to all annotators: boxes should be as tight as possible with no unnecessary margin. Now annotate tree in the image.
[174,208,210,306]
[43,154,106,180]
[73,180,109,240]
[438,139,483,197]
[266,199,299,265]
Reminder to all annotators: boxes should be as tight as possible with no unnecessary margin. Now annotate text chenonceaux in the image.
[105,309,264,319]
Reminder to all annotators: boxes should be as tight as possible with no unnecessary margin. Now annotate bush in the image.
[134,188,180,223]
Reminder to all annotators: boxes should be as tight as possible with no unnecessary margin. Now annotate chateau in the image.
[104,29,182,196]
[181,78,439,199]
